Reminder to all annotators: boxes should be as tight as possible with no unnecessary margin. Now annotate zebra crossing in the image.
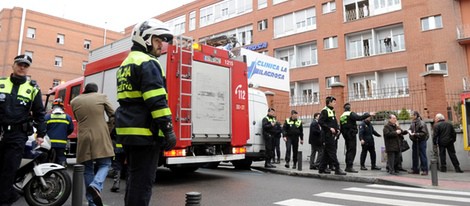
[274,184,470,206]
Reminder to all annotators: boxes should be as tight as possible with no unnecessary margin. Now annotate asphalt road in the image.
[13,163,470,206]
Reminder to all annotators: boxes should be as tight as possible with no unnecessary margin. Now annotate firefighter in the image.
[45,98,74,166]
[283,110,304,169]
[262,108,277,168]
[318,96,346,175]
[339,103,370,173]
[115,18,176,206]
[0,54,46,205]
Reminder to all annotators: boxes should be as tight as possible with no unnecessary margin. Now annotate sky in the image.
[0,0,195,32]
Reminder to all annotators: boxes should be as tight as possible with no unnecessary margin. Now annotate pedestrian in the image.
[408,111,429,175]
[115,18,176,206]
[45,98,74,166]
[272,120,283,164]
[309,112,323,170]
[283,110,304,169]
[383,114,408,175]
[0,54,46,206]
[318,96,346,175]
[339,102,371,173]
[358,116,381,170]
[71,83,115,206]
[433,113,464,173]
[262,108,277,168]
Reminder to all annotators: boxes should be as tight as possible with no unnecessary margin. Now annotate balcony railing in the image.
[457,24,470,44]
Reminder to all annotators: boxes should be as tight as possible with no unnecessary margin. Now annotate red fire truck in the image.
[48,36,250,172]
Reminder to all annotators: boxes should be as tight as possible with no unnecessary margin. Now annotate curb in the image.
[253,166,421,188]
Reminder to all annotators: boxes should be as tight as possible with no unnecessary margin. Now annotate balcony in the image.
[457,24,470,45]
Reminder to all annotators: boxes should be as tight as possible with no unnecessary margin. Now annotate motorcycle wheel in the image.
[24,170,71,206]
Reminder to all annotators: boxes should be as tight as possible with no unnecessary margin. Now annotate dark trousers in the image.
[411,140,428,172]
[319,133,340,171]
[310,144,323,167]
[387,151,400,173]
[343,130,357,168]
[264,136,274,164]
[124,144,161,206]
[285,136,299,163]
[50,147,66,165]
[360,144,377,167]
[0,131,27,203]
[273,137,281,160]
[439,144,460,169]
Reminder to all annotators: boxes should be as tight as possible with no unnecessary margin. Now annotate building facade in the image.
[152,0,468,121]
[0,7,124,97]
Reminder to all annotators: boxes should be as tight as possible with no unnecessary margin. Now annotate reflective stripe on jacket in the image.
[45,112,74,148]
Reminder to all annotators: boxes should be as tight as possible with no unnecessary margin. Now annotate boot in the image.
[440,167,447,172]
[292,162,297,169]
[276,157,281,164]
[111,172,120,192]
[345,167,358,173]
[285,161,290,168]
[335,169,347,175]
[455,166,464,173]
[265,158,276,168]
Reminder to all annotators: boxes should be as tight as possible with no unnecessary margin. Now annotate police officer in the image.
[262,108,277,168]
[339,103,370,173]
[115,18,177,206]
[0,54,46,205]
[318,96,346,175]
[45,98,74,166]
[283,110,304,169]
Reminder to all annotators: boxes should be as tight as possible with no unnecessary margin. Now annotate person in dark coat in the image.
[283,110,304,169]
[339,103,371,173]
[272,120,283,164]
[309,113,322,170]
[408,111,429,175]
[433,113,463,173]
[383,114,408,175]
[358,116,381,170]
[262,108,277,168]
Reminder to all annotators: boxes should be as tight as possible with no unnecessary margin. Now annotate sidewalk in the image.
[252,160,470,191]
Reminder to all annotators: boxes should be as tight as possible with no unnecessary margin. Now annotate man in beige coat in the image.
[71,83,114,206]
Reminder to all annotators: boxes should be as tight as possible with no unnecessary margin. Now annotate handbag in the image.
[401,139,410,152]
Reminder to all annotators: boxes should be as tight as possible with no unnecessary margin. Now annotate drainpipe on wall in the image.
[17,7,27,55]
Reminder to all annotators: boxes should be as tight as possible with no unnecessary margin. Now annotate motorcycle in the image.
[14,135,72,206]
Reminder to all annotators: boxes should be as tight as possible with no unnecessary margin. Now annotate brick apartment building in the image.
[0,7,124,99]
[148,0,470,122]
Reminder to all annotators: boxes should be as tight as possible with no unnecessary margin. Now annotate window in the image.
[323,36,338,49]
[274,7,316,38]
[58,89,66,102]
[275,42,317,68]
[84,40,91,50]
[57,34,65,44]
[70,85,81,103]
[54,56,63,67]
[322,1,336,14]
[348,69,408,100]
[166,15,185,35]
[189,11,196,31]
[258,0,267,9]
[25,51,33,59]
[346,24,404,59]
[326,76,340,88]
[290,81,320,105]
[421,15,443,31]
[27,27,36,39]
[200,25,253,47]
[258,19,268,31]
[52,79,61,87]
[82,61,88,71]
[273,0,287,5]
[426,62,448,75]
[297,42,317,67]
[344,0,369,22]
[199,0,252,27]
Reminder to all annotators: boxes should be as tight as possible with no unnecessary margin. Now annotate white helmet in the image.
[132,18,174,52]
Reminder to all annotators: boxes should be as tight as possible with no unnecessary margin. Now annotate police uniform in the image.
[262,114,277,167]
[115,45,172,205]
[45,110,74,165]
[283,116,303,168]
[318,105,345,174]
[0,71,46,203]
[339,104,370,172]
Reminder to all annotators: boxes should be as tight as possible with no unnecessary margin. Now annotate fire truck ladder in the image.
[176,36,194,140]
